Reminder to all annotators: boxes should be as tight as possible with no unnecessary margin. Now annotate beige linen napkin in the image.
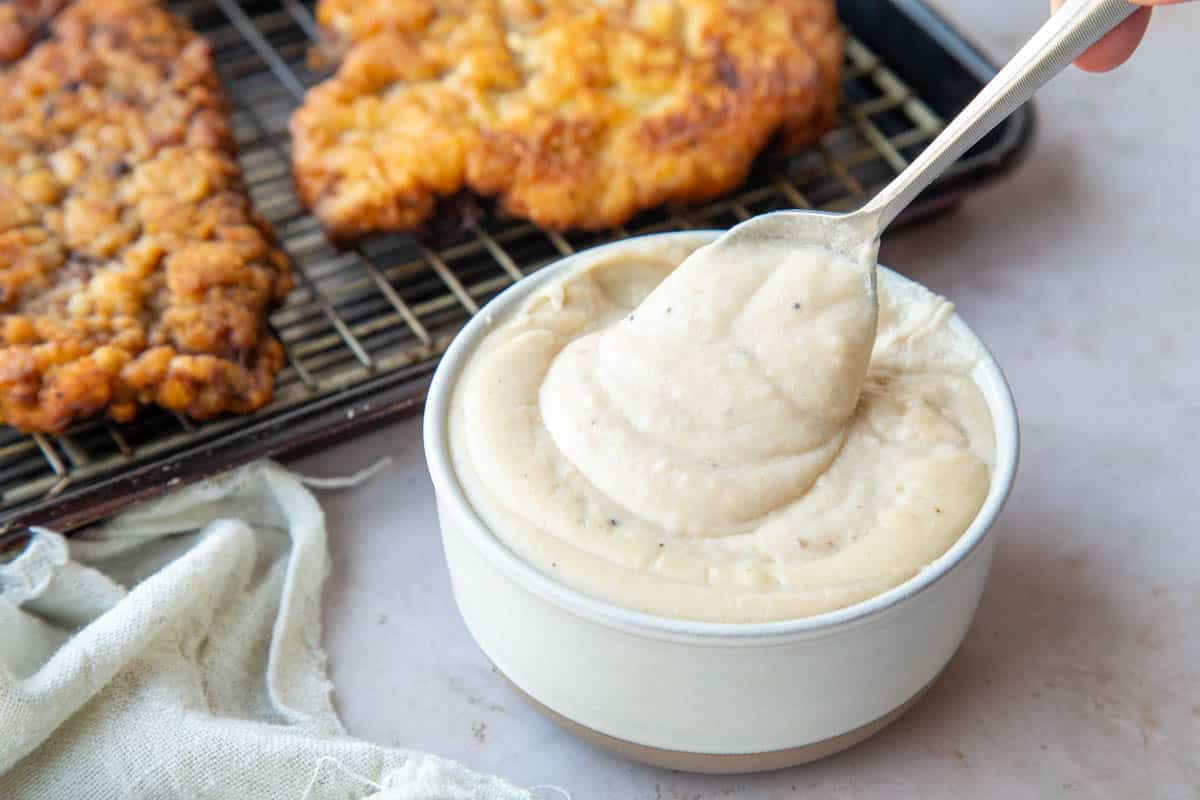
[0,461,533,800]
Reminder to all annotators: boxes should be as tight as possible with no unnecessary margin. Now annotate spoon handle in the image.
[858,0,1137,235]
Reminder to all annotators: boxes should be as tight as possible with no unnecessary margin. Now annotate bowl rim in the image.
[424,230,1020,642]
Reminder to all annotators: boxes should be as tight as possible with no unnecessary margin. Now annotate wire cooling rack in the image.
[0,0,1032,533]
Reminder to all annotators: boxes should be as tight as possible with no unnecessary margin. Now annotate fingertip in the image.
[1073,6,1152,72]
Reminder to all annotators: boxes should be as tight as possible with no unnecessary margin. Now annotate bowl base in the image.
[503,673,937,774]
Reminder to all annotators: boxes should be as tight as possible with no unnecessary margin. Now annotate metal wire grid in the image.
[0,0,946,517]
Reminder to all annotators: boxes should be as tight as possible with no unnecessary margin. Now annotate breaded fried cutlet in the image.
[0,0,293,434]
[0,0,68,64]
[291,0,842,240]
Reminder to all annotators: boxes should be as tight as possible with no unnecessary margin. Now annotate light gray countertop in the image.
[296,2,1200,797]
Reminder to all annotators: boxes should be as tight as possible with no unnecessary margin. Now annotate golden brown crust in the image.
[0,0,68,64]
[0,0,292,433]
[292,0,842,239]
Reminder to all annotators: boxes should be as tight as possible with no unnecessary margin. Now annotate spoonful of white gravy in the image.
[541,240,876,536]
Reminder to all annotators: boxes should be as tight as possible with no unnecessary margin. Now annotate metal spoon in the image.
[714,0,1139,267]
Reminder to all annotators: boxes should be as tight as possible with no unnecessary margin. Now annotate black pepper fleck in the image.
[608,518,619,527]
[792,302,801,310]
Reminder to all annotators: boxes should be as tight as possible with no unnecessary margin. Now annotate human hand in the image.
[1051,0,1190,72]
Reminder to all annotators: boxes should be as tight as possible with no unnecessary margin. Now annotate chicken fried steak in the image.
[292,0,843,240]
[0,0,292,433]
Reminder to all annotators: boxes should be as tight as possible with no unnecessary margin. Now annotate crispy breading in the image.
[0,0,292,434]
[0,0,68,64]
[291,0,842,240]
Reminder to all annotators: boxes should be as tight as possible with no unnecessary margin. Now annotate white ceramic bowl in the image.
[424,231,1019,773]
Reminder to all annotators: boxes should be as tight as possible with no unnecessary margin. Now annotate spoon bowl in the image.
[710,208,882,266]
